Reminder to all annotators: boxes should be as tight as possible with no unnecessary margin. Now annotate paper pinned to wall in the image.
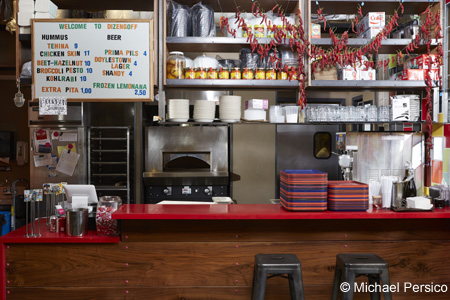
[33,153,52,167]
[56,149,80,176]
[59,132,77,142]
[57,144,76,158]
[39,97,67,115]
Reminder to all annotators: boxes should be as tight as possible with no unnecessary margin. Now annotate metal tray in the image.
[392,206,434,212]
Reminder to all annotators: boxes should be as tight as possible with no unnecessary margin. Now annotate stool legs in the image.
[331,267,342,300]
[380,268,392,300]
[341,269,356,300]
[368,275,381,300]
[289,268,305,300]
[251,266,267,300]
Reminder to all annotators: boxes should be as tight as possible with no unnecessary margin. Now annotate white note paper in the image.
[59,132,78,142]
[56,149,80,176]
[34,153,52,167]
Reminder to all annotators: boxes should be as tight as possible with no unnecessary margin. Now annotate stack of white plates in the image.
[194,100,216,122]
[397,94,420,121]
[168,99,189,122]
[219,95,241,122]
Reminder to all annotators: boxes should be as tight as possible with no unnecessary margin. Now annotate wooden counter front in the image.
[1,204,450,299]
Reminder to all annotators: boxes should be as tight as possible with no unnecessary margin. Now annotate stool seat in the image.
[252,254,305,300]
[331,253,392,300]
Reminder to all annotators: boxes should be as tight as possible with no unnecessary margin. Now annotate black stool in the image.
[251,253,305,300]
[331,253,392,300]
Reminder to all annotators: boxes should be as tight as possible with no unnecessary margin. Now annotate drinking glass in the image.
[367,105,378,122]
[378,105,390,122]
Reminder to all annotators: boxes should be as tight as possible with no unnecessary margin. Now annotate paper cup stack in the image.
[168,99,189,122]
[194,100,216,122]
[219,95,241,122]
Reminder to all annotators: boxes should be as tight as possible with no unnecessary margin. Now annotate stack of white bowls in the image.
[194,100,216,122]
[396,94,420,121]
[167,99,189,122]
[219,95,241,122]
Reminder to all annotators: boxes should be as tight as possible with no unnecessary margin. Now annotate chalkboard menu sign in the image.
[32,20,153,101]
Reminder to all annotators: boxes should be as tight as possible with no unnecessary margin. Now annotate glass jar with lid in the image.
[96,196,122,236]
[167,51,186,79]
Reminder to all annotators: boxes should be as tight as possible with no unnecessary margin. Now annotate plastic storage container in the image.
[96,196,122,236]
[167,51,186,79]
[0,211,11,236]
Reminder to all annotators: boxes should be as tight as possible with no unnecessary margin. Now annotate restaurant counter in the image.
[1,204,449,299]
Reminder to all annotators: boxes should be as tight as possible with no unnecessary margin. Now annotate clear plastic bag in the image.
[167,0,191,37]
[191,2,215,37]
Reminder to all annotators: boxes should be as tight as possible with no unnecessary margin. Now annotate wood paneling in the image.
[5,218,450,299]
[7,241,450,288]
[121,219,450,242]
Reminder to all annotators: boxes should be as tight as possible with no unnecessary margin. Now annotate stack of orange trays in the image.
[327,181,369,211]
[280,170,328,211]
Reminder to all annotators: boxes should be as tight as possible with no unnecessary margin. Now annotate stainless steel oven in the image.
[143,126,229,203]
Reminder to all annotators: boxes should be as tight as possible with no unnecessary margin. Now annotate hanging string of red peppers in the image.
[220,1,442,165]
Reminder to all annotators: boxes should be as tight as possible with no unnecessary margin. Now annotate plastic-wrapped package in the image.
[21,61,32,78]
[167,0,191,37]
[191,2,215,37]
[239,48,260,69]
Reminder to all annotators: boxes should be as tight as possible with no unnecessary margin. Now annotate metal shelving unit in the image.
[88,126,132,204]
[310,80,434,90]
[309,0,431,14]
[166,79,299,89]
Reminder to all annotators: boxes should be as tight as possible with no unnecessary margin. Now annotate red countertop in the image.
[112,204,450,220]
[0,219,120,244]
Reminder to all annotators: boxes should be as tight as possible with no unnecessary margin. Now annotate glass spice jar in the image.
[207,67,218,79]
[96,196,122,236]
[185,67,195,79]
[242,68,254,80]
[230,68,241,80]
[167,51,186,79]
[277,70,288,80]
[266,68,277,80]
[219,68,230,79]
[255,68,266,80]
[195,67,207,79]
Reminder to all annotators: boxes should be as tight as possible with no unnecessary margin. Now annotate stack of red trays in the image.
[280,170,328,211]
[328,180,369,211]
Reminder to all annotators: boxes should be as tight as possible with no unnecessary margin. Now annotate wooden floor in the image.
[4,219,450,299]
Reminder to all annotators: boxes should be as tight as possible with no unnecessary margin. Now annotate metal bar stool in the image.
[251,253,305,300]
[331,253,392,300]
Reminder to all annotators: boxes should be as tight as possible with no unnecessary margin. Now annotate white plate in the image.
[168,118,189,122]
[194,119,214,123]
[221,119,240,123]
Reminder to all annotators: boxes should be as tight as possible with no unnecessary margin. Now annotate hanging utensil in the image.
[14,79,25,108]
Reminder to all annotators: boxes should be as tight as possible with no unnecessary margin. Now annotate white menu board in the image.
[32,20,152,100]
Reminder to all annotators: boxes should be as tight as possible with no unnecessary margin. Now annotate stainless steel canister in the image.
[66,208,89,236]
[391,181,406,209]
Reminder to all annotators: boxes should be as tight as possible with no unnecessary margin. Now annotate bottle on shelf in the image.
[402,161,417,199]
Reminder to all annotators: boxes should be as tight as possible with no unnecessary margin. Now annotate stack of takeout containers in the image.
[280,170,328,211]
[327,181,369,211]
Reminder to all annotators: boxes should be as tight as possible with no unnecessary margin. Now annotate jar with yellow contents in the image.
[230,68,241,80]
[167,51,186,79]
[207,67,218,79]
[242,68,254,80]
[195,67,207,79]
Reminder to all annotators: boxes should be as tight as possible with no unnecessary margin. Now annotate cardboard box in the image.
[338,67,359,80]
[19,0,35,13]
[18,11,35,26]
[391,97,410,121]
[401,69,438,81]
[358,27,383,39]
[359,68,376,80]
[313,66,338,80]
[245,99,268,110]
[357,12,385,34]
[405,54,439,70]
[311,24,321,39]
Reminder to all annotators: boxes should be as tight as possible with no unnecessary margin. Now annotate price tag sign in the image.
[39,97,67,115]
[32,20,152,101]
